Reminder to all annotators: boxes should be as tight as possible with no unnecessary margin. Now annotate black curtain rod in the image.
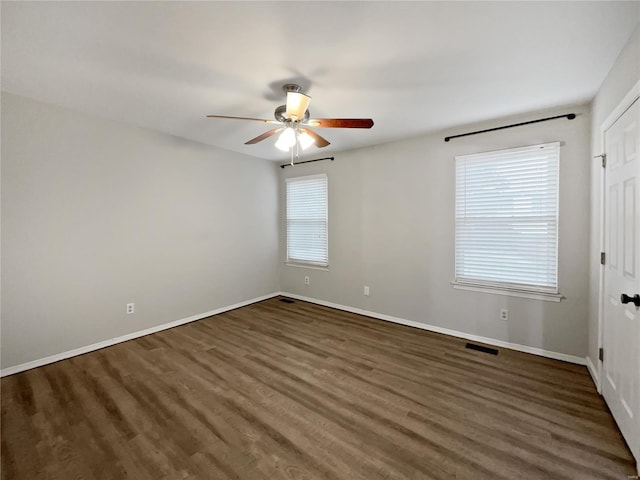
[280,156,335,168]
[444,113,576,142]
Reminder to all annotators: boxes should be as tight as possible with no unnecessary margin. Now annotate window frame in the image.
[452,142,562,302]
[285,173,329,269]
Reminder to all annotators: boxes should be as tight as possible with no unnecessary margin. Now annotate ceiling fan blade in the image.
[207,115,279,124]
[307,118,374,129]
[301,128,330,148]
[244,128,283,145]
[286,92,311,121]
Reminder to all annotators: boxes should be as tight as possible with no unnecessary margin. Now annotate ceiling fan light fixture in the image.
[286,92,311,120]
[275,139,290,152]
[275,127,296,151]
[297,130,315,150]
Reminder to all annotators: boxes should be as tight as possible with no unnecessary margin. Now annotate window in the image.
[454,142,560,300]
[286,174,328,267]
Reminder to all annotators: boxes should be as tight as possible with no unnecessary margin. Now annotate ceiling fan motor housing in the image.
[275,104,309,123]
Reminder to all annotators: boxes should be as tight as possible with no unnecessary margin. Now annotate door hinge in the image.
[600,252,606,265]
[599,347,604,362]
[594,153,607,168]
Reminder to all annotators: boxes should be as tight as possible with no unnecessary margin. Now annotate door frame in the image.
[596,80,640,395]
[596,81,640,472]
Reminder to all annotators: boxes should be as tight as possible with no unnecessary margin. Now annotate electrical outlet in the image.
[304,276,310,285]
[500,308,508,321]
[364,285,370,296]
[127,303,135,315]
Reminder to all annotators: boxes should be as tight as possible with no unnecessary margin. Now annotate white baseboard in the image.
[585,355,601,393]
[0,292,280,377]
[280,292,587,366]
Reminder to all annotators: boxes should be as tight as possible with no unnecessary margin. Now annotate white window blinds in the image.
[286,174,328,267]
[454,142,559,294]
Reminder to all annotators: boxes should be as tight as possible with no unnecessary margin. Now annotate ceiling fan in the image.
[207,84,374,153]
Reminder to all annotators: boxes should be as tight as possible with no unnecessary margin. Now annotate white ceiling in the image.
[2,1,639,161]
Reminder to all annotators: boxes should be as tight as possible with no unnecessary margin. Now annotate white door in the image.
[603,96,640,466]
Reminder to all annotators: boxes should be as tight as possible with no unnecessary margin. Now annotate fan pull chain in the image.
[290,133,293,167]
[290,128,300,166]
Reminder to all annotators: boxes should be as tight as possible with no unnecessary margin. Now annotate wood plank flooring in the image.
[1,296,636,479]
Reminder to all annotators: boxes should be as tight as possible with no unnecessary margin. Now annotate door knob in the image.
[620,293,640,307]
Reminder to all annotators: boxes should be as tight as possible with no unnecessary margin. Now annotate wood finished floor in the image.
[1,297,636,479]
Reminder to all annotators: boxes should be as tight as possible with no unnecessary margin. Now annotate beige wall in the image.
[588,24,640,374]
[1,93,280,369]
[280,104,592,358]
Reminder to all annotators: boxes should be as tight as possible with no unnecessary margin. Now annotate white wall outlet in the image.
[500,308,508,321]
[126,303,135,315]
[364,285,370,296]
[304,276,310,285]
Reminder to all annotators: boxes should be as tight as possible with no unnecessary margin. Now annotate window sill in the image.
[285,262,329,271]
[451,282,563,302]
